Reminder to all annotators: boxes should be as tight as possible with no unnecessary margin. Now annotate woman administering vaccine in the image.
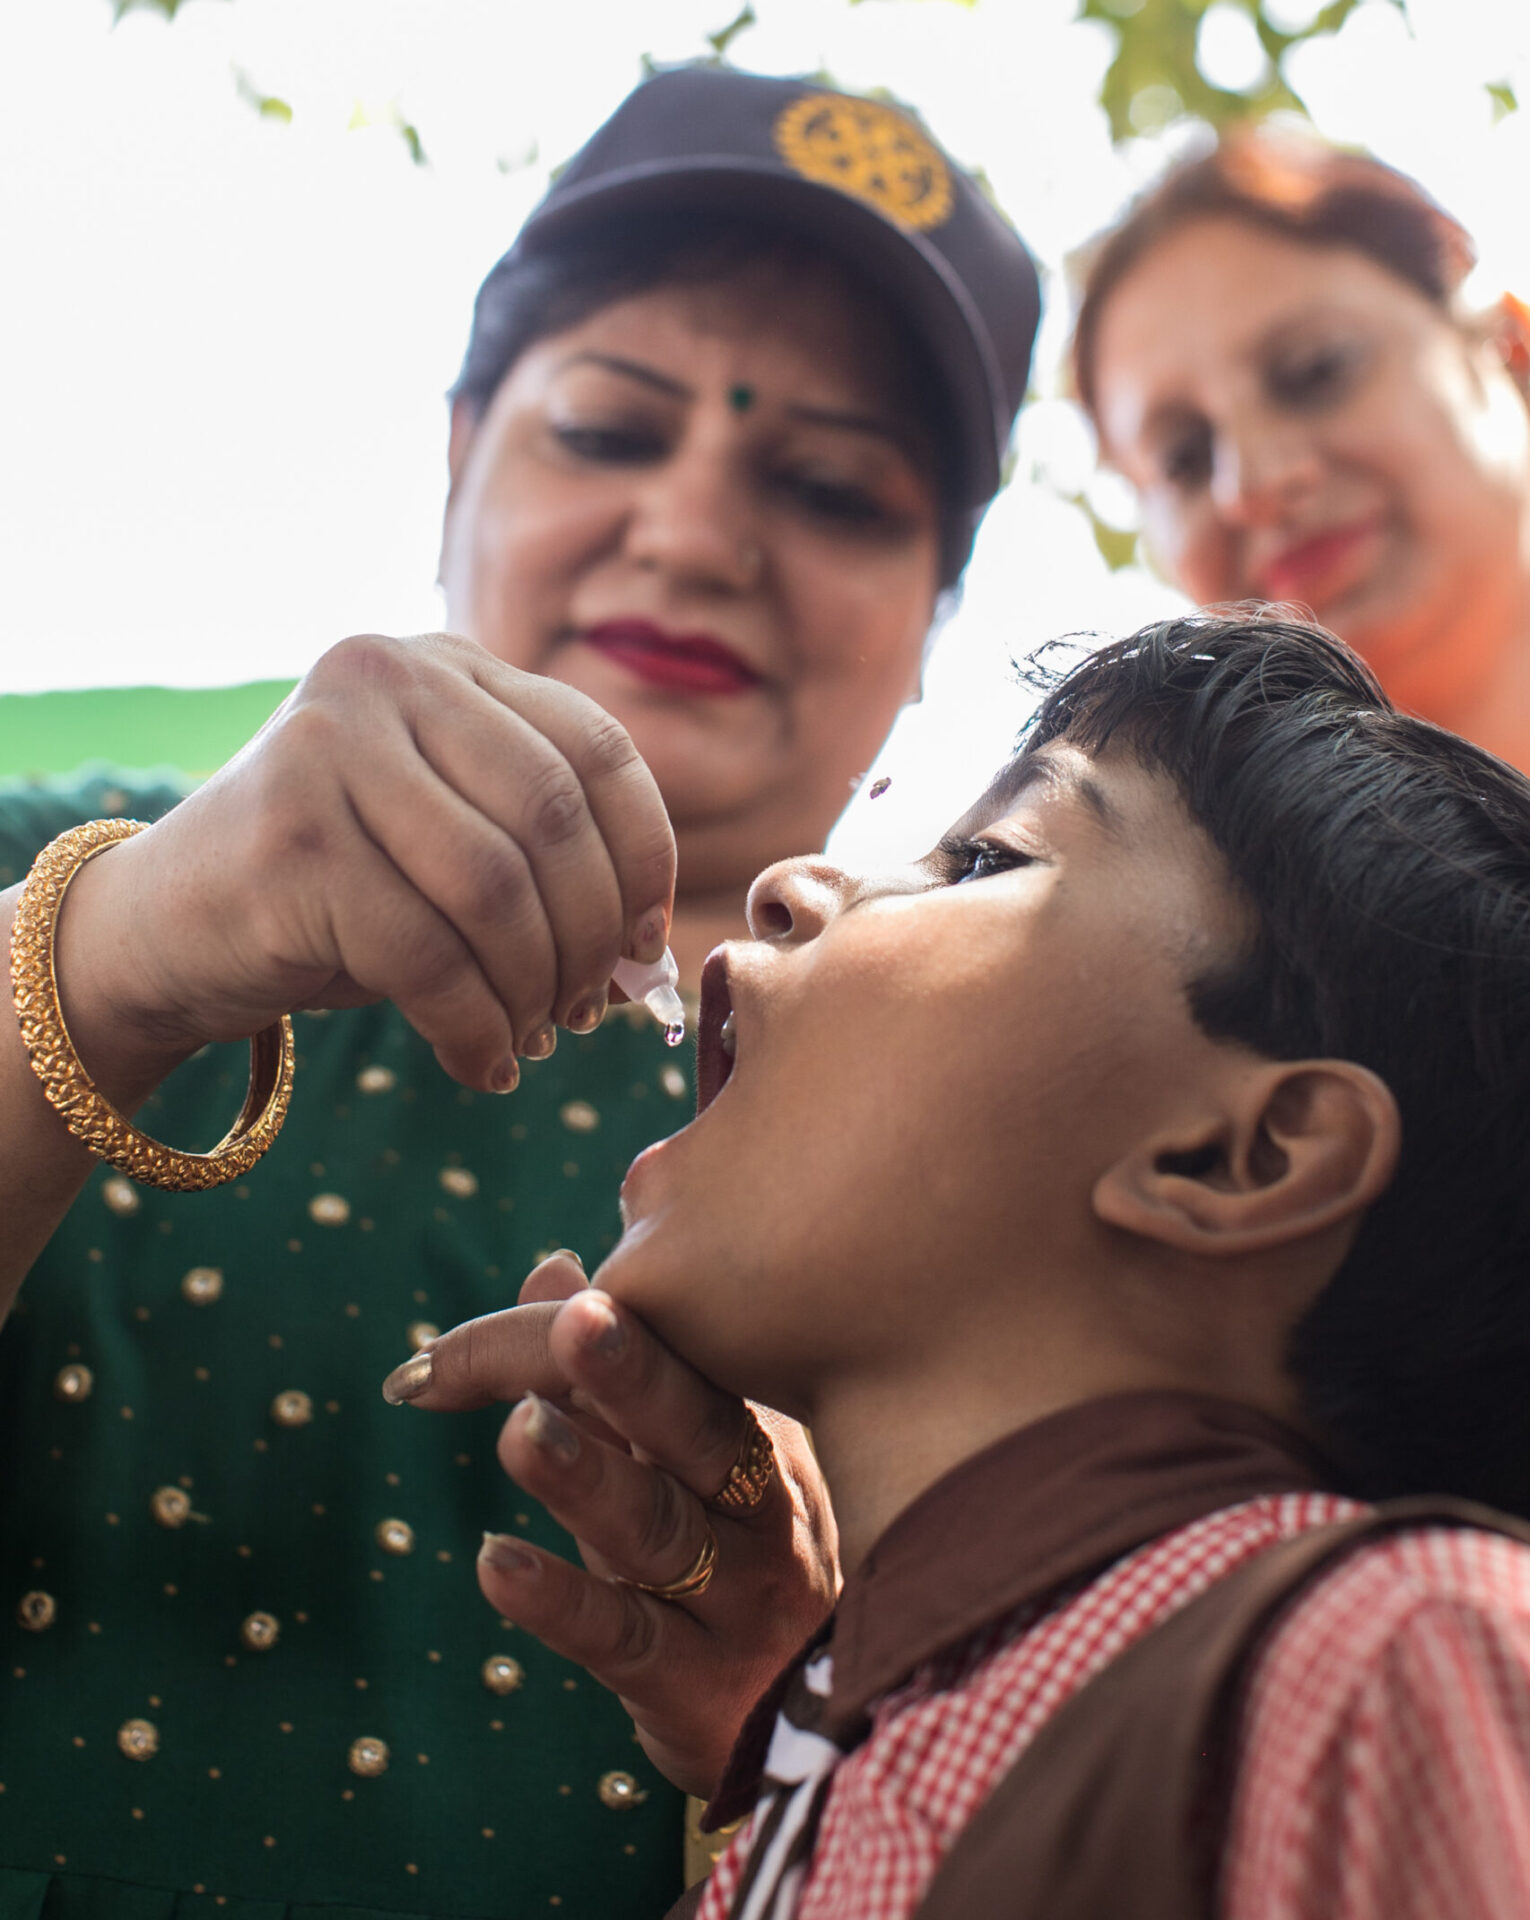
[0,68,1037,1920]
[1070,129,1530,771]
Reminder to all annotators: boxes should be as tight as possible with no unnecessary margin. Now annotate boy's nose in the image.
[746,857,852,943]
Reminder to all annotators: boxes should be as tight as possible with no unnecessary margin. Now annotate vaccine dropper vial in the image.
[610,950,687,1047]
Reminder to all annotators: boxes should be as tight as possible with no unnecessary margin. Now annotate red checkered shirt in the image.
[698,1492,1530,1920]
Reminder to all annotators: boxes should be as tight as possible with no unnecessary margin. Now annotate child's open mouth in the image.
[695,951,738,1116]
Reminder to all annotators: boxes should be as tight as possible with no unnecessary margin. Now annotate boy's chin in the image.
[596,1228,806,1415]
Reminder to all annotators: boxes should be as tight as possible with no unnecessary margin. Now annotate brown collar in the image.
[706,1390,1330,1827]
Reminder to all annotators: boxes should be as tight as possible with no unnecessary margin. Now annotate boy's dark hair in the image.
[1025,613,1530,1515]
[453,205,971,584]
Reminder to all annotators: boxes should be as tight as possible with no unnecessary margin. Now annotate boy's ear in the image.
[1092,1059,1401,1258]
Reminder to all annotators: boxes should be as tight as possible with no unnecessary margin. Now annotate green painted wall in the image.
[0,682,297,782]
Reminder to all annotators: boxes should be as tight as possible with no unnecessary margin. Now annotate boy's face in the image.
[597,741,1253,1414]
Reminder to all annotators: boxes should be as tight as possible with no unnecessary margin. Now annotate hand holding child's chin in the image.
[381,1251,840,1799]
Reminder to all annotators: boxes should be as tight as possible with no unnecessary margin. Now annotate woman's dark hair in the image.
[1070,128,1477,422]
[1024,611,1530,1514]
[454,205,972,585]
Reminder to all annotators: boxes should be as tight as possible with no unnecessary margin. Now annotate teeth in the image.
[719,1010,737,1058]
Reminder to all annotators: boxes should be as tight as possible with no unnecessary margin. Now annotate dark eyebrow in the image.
[557,352,691,399]
[785,404,907,449]
[973,753,1121,836]
[553,357,908,452]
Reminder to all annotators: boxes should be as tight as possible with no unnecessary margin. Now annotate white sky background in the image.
[2,0,1529,861]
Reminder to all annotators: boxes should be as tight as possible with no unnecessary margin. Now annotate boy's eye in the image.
[941,836,1034,885]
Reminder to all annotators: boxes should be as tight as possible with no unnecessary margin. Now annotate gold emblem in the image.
[774,93,953,232]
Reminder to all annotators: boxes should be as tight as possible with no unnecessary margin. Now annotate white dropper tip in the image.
[610,949,687,1047]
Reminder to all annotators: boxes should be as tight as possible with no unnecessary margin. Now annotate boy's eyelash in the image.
[937,835,1035,885]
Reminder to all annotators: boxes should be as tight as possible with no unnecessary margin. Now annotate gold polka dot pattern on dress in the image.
[151,1486,192,1528]
[597,1770,648,1810]
[102,1176,140,1215]
[308,1193,351,1227]
[438,1166,478,1199]
[559,1100,600,1134]
[356,1065,397,1094]
[405,1321,440,1351]
[117,1718,160,1761]
[240,1611,280,1651]
[480,1654,523,1696]
[375,1518,414,1556]
[53,1364,93,1404]
[346,1735,389,1777]
[180,1266,224,1305]
[16,1591,56,1632]
[271,1390,314,1428]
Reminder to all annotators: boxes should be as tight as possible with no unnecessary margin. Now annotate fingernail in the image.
[631,907,669,966]
[582,1295,626,1360]
[521,1023,556,1060]
[553,1248,585,1272]
[480,1531,539,1576]
[523,1392,580,1461]
[568,993,607,1034]
[491,1057,520,1094]
[381,1350,434,1405]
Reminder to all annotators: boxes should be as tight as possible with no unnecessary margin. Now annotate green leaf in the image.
[1060,490,1141,570]
[1487,79,1519,122]
[705,4,757,58]
[112,0,210,19]
[1078,0,1407,145]
[234,68,293,125]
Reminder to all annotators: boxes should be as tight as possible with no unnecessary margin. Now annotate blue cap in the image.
[487,66,1041,512]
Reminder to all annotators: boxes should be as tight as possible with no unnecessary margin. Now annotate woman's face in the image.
[600,742,1243,1415]
[1091,217,1530,723]
[439,264,941,894]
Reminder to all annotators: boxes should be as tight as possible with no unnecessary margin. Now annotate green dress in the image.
[0,771,689,1919]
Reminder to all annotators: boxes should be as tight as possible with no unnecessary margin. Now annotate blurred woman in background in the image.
[1072,127,1530,771]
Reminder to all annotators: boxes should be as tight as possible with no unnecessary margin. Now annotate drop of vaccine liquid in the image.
[663,1020,686,1048]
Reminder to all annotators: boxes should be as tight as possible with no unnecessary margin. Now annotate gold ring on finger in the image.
[622,1526,717,1602]
[708,1405,777,1516]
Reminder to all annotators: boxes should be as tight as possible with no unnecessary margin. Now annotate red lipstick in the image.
[1257,519,1382,609]
[579,620,762,696]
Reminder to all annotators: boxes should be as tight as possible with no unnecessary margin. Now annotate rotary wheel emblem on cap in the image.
[773,94,953,232]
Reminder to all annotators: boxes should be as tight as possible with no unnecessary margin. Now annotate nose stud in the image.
[728,383,756,413]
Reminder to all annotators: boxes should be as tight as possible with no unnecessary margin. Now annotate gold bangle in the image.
[10,819,295,1192]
